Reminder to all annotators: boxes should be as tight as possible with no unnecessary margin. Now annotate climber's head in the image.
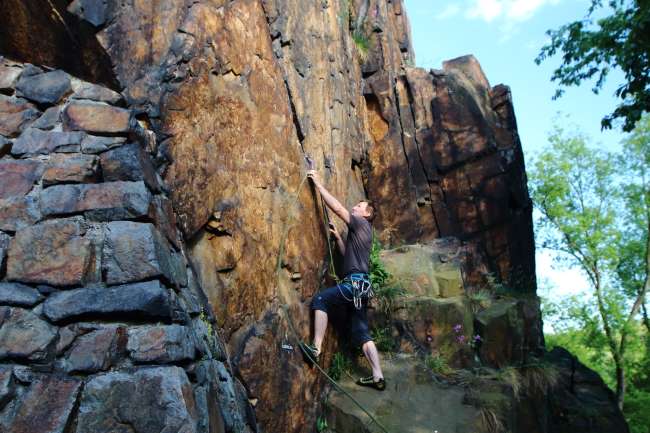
[351,200,375,222]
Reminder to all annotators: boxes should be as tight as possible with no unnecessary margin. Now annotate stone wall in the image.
[0,59,254,433]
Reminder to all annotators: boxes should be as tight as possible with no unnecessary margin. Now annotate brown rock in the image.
[40,180,151,220]
[42,153,100,186]
[80,134,126,153]
[11,127,85,156]
[2,374,81,433]
[127,324,195,363]
[0,306,57,361]
[0,159,42,200]
[0,95,39,137]
[0,195,42,232]
[6,217,95,287]
[62,100,131,134]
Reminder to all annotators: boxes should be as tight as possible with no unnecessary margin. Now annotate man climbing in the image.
[304,169,386,391]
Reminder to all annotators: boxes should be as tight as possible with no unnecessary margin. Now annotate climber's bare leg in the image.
[362,340,384,381]
[313,309,328,353]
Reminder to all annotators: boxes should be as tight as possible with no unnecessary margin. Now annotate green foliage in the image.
[370,234,405,315]
[536,1,650,131]
[530,116,650,415]
[316,415,329,433]
[198,309,214,339]
[425,353,453,376]
[328,352,352,381]
[467,289,492,313]
[370,326,396,353]
[352,30,371,61]
[496,367,523,400]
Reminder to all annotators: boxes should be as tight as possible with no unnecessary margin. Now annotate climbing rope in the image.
[274,169,391,433]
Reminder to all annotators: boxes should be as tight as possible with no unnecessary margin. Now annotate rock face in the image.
[0,1,627,433]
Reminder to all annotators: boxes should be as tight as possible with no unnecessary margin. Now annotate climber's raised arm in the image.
[307,170,351,225]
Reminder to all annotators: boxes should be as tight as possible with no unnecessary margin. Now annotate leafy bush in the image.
[369,234,405,315]
[425,354,453,376]
[371,327,396,353]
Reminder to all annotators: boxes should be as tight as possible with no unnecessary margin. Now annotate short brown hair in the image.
[361,200,375,222]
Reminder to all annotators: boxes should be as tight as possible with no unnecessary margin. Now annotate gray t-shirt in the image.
[342,214,372,276]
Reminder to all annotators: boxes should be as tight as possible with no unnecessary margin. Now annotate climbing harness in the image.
[336,273,374,310]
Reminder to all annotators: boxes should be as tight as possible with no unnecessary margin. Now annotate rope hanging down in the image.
[274,166,391,433]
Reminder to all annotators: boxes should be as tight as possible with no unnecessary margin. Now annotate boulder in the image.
[102,221,176,286]
[0,374,81,433]
[61,325,127,373]
[42,280,171,323]
[6,217,95,286]
[62,100,131,134]
[42,153,100,186]
[0,95,39,137]
[0,159,42,200]
[75,366,198,433]
[80,135,126,153]
[326,355,479,433]
[0,61,22,91]
[0,306,57,361]
[15,69,71,105]
[127,324,195,363]
[475,299,524,368]
[40,180,151,220]
[11,127,84,156]
[0,282,44,307]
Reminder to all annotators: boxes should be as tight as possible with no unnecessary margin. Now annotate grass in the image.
[478,407,506,433]
[467,289,492,313]
[328,352,353,381]
[352,30,371,62]
[496,367,523,400]
[425,354,454,376]
[520,361,560,394]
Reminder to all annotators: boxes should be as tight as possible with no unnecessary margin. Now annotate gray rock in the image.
[15,70,72,105]
[0,62,22,91]
[40,180,151,220]
[61,325,127,373]
[70,80,122,103]
[80,135,126,153]
[100,142,160,191]
[6,217,94,287]
[76,366,199,433]
[0,283,44,307]
[127,324,195,363]
[0,374,81,433]
[0,366,15,409]
[67,0,108,27]
[30,105,61,130]
[0,306,57,361]
[11,128,84,156]
[0,194,42,232]
[102,221,175,285]
[62,100,131,134]
[42,280,171,323]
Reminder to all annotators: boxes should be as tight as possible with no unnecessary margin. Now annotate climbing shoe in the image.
[356,376,386,391]
[299,342,320,365]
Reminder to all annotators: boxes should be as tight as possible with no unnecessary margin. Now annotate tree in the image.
[536,0,650,131]
[529,117,650,409]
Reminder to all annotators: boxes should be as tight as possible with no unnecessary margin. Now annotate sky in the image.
[402,0,627,324]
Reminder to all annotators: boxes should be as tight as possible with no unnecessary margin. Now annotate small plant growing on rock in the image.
[467,289,492,313]
[452,323,482,350]
[425,353,453,376]
[328,352,352,381]
[520,361,560,394]
[352,30,371,61]
[370,234,405,315]
[316,415,329,433]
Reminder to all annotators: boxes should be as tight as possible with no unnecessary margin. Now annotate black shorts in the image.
[310,282,372,348]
